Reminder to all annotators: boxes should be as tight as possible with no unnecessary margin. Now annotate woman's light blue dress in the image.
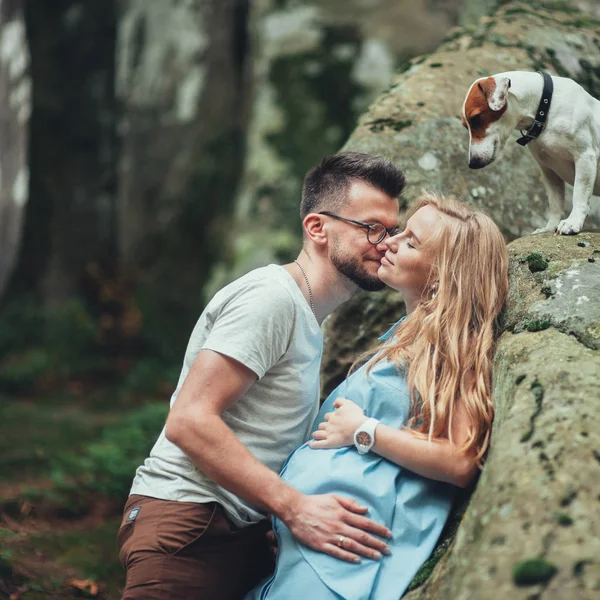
[245,320,455,600]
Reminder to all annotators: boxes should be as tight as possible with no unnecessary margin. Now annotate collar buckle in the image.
[515,72,553,147]
[516,119,546,146]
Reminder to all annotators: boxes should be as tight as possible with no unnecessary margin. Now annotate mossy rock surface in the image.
[343,0,600,239]
[323,239,600,600]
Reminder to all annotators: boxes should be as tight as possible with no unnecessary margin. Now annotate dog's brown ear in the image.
[478,76,510,112]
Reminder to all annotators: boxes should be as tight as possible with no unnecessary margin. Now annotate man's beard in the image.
[331,242,385,292]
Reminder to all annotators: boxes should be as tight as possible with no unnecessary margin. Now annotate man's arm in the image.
[165,349,392,563]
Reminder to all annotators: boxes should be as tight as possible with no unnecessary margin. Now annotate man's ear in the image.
[478,75,511,112]
[303,213,328,246]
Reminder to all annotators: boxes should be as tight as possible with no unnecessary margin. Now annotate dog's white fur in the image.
[462,71,600,235]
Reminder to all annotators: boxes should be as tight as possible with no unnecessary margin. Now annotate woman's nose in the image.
[385,234,399,251]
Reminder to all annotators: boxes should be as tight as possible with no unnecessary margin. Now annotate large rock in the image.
[321,3,600,596]
[401,232,600,599]
[322,233,600,599]
[323,233,600,600]
[343,0,600,238]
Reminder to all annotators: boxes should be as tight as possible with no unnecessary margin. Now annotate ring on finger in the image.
[337,535,347,548]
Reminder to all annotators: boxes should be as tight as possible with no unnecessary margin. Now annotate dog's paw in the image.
[555,219,583,235]
[531,221,559,235]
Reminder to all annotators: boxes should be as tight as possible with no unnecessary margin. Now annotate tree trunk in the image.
[115,0,252,350]
[0,0,30,299]
[9,0,118,306]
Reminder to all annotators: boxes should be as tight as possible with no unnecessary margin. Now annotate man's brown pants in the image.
[117,495,275,600]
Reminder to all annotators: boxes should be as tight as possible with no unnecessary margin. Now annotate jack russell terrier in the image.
[461,71,600,235]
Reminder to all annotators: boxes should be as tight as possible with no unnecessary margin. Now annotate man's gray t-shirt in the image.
[130,265,323,528]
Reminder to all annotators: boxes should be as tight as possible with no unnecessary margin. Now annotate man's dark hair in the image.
[300,152,406,219]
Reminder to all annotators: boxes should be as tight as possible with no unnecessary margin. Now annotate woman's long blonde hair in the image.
[361,191,509,464]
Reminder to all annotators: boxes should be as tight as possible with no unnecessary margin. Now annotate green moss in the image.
[525,318,551,332]
[366,118,413,133]
[554,513,573,526]
[513,558,558,586]
[429,62,444,68]
[525,253,548,273]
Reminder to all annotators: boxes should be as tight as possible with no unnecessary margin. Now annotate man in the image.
[117,152,406,599]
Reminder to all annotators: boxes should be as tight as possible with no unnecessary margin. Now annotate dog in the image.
[461,71,600,235]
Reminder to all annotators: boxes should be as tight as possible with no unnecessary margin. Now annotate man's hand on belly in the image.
[281,493,392,563]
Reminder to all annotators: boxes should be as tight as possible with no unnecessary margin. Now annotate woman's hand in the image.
[308,398,367,449]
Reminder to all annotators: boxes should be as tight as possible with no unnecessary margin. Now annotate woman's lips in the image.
[381,254,393,266]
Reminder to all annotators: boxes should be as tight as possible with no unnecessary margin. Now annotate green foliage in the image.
[0,348,55,393]
[51,402,169,500]
[0,394,112,481]
[121,359,179,398]
[0,296,107,392]
[0,295,42,354]
[513,557,558,586]
[0,549,14,578]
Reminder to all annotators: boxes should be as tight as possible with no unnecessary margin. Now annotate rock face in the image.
[343,0,600,238]
[322,234,600,599]
[404,233,600,599]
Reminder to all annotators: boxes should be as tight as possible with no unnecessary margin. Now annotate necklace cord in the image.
[293,260,316,317]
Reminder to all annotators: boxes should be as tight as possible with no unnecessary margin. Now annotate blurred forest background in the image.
[1,0,595,598]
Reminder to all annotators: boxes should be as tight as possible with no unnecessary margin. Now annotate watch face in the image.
[356,431,372,447]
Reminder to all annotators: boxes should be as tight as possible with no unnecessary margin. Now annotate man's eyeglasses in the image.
[319,211,400,246]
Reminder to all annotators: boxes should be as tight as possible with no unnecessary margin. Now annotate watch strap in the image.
[354,417,379,454]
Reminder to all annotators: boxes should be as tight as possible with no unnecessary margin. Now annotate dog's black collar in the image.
[516,72,554,146]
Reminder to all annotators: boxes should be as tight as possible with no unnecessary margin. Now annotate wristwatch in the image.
[353,418,379,454]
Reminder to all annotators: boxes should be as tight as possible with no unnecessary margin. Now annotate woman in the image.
[246,192,509,600]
